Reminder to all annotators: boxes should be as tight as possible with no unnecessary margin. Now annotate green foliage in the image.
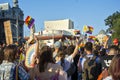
[105,11,120,40]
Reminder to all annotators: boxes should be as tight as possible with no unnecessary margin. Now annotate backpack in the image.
[66,62,76,77]
[15,65,20,80]
[82,56,100,80]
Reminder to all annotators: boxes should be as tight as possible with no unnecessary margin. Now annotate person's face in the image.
[84,48,87,53]
[109,49,117,55]
[55,56,61,62]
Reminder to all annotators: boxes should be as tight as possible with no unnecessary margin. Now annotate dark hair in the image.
[109,54,120,80]
[94,45,101,51]
[56,51,65,69]
[61,46,67,51]
[78,47,84,55]
[84,42,93,51]
[0,47,4,64]
[66,45,75,55]
[38,46,54,72]
[3,44,17,62]
[93,50,99,56]
[108,45,119,51]
[100,48,106,56]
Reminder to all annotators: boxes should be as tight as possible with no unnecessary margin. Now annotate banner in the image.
[4,20,13,45]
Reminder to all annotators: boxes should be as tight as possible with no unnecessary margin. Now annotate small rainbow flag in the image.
[25,16,35,29]
[78,43,85,51]
[74,30,80,35]
[88,36,98,43]
[83,25,94,34]
[89,36,96,39]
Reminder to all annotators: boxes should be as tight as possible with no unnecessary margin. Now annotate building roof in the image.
[45,19,72,22]
[0,3,10,10]
[98,29,106,35]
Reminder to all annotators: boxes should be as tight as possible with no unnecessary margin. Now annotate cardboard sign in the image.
[4,20,13,45]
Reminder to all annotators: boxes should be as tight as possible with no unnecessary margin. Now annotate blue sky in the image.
[0,0,120,36]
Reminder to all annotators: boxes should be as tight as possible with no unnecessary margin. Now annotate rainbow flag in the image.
[89,36,96,39]
[88,36,98,43]
[83,25,94,34]
[25,16,35,29]
[78,43,85,51]
[74,30,80,35]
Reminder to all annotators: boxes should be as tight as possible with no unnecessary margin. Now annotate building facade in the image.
[0,0,24,42]
[44,19,74,30]
[96,29,106,44]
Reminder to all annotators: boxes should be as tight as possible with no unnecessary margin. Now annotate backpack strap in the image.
[79,53,87,63]
[84,56,89,60]
[91,56,97,62]
[15,65,19,80]
[84,55,98,63]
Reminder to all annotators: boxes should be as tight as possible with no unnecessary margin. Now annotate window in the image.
[2,12,4,17]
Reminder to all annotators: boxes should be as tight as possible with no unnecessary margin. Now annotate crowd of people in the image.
[0,36,120,80]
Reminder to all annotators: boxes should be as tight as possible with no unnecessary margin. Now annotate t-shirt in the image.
[65,55,73,64]
[0,61,16,80]
[103,76,112,80]
[100,55,114,70]
[29,63,67,80]
[65,55,74,80]
[56,55,73,80]
[56,59,70,71]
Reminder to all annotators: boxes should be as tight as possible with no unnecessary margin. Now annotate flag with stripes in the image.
[25,16,35,29]
[83,25,94,34]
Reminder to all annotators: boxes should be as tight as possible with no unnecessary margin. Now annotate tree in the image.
[105,11,120,40]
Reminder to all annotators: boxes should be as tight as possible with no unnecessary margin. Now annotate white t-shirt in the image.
[29,63,67,80]
[65,55,74,80]
[56,55,73,71]
[103,76,112,80]
[65,55,73,64]
[57,55,73,80]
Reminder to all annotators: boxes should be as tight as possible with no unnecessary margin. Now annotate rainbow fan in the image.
[25,44,35,68]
